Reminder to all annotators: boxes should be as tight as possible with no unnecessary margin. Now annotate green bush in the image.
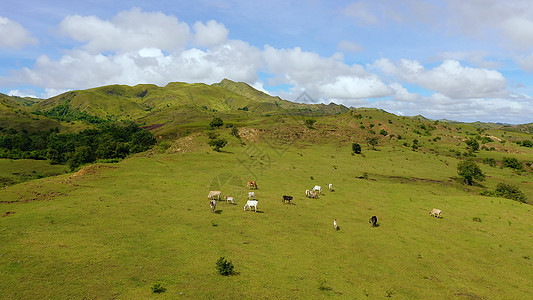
[209,139,227,152]
[216,257,234,276]
[151,282,166,293]
[304,119,316,129]
[209,117,224,128]
[495,183,527,203]
[482,157,496,167]
[352,143,362,154]
[502,157,523,170]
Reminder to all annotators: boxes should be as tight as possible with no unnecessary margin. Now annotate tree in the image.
[379,129,388,136]
[209,138,227,152]
[210,117,224,128]
[457,159,485,185]
[465,137,479,152]
[352,143,362,154]
[366,137,378,150]
[68,146,95,170]
[304,119,316,129]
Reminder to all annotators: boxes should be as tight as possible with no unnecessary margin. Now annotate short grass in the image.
[0,159,68,187]
[1,140,531,299]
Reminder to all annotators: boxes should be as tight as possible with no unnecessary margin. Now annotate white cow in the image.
[209,200,216,212]
[430,208,442,218]
[329,183,333,191]
[248,191,255,200]
[312,185,322,194]
[244,200,258,212]
[305,189,311,198]
[224,196,235,204]
[207,191,222,200]
[333,219,338,230]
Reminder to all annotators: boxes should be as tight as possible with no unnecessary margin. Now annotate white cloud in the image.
[59,7,190,53]
[193,20,229,47]
[7,89,37,98]
[0,17,38,49]
[13,40,262,90]
[263,46,392,101]
[337,40,364,53]
[372,59,508,99]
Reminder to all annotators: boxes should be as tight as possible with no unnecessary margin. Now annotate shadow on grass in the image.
[214,210,223,214]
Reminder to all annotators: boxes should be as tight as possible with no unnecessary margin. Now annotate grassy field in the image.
[1,137,532,298]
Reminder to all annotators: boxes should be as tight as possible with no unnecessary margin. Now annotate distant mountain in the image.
[0,93,61,132]
[0,79,530,135]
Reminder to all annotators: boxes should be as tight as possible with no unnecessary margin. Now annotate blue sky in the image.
[1,0,533,124]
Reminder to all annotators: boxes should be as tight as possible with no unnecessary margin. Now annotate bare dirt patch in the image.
[2,211,15,217]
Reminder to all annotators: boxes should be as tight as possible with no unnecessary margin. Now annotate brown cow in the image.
[247,181,258,189]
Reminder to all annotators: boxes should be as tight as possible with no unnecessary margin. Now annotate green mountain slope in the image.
[0,93,62,132]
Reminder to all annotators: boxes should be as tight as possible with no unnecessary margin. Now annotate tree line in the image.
[0,121,156,170]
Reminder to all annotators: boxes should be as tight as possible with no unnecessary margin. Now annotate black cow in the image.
[282,195,293,204]
[369,215,378,227]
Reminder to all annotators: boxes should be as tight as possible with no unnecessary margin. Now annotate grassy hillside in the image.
[0,138,531,298]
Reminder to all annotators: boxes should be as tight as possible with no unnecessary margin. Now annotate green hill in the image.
[0,79,532,298]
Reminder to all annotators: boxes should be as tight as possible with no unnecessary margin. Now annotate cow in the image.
[312,185,322,194]
[282,195,293,204]
[329,183,333,191]
[244,200,258,212]
[248,192,255,200]
[309,190,319,199]
[207,191,222,201]
[209,200,216,213]
[305,189,311,198]
[430,208,442,218]
[224,196,235,204]
[369,216,378,227]
[333,219,338,230]
[247,181,258,189]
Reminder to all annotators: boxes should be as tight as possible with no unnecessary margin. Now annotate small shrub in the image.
[304,119,316,129]
[472,217,482,222]
[216,257,234,276]
[209,139,227,152]
[352,143,362,154]
[379,129,388,136]
[482,157,496,167]
[502,157,523,171]
[495,183,527,203]
[151,282,166,294]
[207,131,219,139]
[209,117,224,128]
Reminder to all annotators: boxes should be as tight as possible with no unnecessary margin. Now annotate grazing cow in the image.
[224,196,235,204]
[309,190,319,199]
[247,181,258,189]
[329,183,333,191]
[305,189,311,198]
[312,185,322,194]
[282,195,293,204]
[248,192,255,200]
[369,216,378,227]
[207,191,222,201]
[333,219,338,230]
[430,208,442,218]
[209,200,216,213]
[244,200,258,212]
